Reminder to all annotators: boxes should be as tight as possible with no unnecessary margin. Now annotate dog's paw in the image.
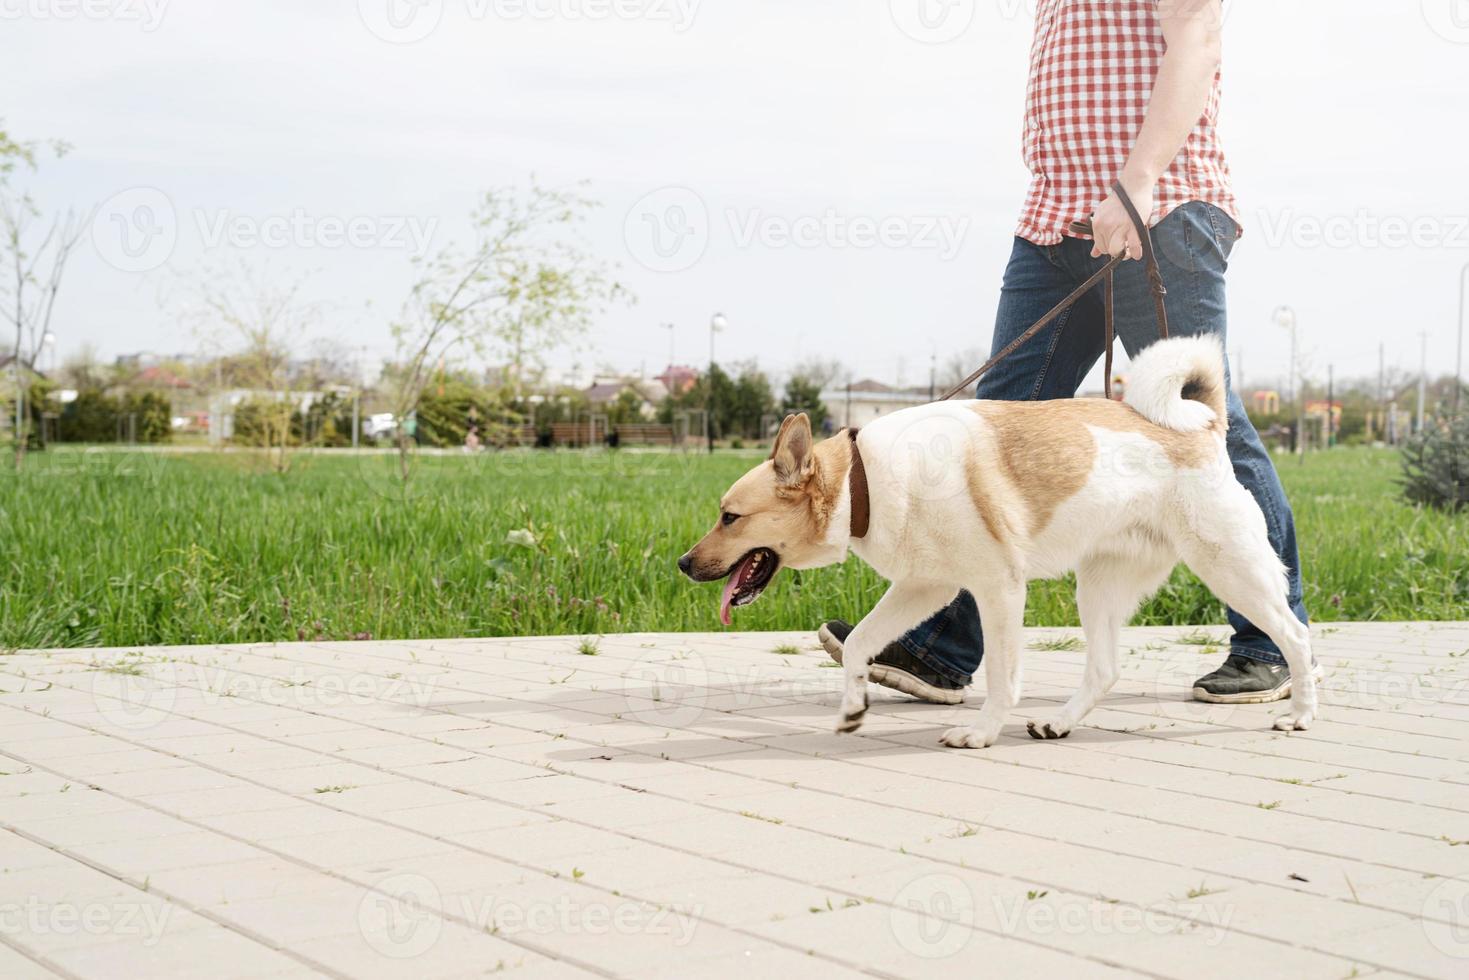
[834,707,867,734]
[940,725,999,750]
[1025,718,1071,740]
[1272,711,1313,732]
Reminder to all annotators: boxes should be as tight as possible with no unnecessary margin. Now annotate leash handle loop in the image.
[940,180,1166,403]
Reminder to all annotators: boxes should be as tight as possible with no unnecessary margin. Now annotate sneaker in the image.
[818,620,966,705]
[1192,653,1324,704]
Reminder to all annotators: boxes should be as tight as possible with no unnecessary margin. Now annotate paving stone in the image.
[0,622,1463,977]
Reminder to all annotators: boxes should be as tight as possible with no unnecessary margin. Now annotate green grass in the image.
[0,446,1463,649]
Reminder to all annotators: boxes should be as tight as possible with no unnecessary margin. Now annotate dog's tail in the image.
[1123,335,1228,434]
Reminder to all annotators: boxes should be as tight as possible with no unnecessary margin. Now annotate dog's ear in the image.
[770,413,814,485]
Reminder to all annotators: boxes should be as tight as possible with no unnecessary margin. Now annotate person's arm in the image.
[1089,0,1224,260]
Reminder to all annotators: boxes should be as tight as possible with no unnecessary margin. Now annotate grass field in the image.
[1,446,1463,650]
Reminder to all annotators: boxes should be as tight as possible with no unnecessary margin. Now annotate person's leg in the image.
[1088,202,1310,681]
[887,238,1107,686]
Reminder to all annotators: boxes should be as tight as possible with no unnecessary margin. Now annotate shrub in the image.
[57,389,172,444]
[1400,413,1468,511]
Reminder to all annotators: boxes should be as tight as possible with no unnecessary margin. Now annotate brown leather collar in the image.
[846,428,869,539]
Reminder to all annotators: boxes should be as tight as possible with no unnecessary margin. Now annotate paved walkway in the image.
[1,623,1467,979]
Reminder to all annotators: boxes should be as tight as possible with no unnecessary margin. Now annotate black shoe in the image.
[1192,653,1323,704]
[818,620,966,705]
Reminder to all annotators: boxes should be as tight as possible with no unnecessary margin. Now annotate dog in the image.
[678,335,1317,747]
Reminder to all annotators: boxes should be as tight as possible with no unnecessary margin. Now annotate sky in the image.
[3,0,1468,394]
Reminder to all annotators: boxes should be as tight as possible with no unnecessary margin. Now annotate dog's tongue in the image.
[719,554,754,626]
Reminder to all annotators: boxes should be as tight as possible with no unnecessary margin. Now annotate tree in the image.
[182,259,321,473]
[387,180,629,483]
[789,356,844,391]
[1,129,86,468]
[782,374,829,432]
[727,363,776,439]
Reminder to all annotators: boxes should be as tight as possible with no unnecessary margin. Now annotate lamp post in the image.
[661,322,675,374]
[707,313,726,453]
[1456,261,1467,418]
[1274,305,1302,457]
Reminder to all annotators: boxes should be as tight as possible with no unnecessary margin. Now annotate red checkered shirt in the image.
[1015,0,1240,245]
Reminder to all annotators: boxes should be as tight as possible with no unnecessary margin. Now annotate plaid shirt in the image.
[1016,0,1239,245]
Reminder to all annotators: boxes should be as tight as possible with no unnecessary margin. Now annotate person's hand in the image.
[1088,177,1155,260]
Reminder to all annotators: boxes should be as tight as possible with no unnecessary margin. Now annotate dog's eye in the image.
[721,512,740,527]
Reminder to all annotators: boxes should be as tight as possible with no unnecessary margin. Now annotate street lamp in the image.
[1274,306,1303,457]
[1456,262,1467,418]
[708,313,726,453]
[661,322,675,374]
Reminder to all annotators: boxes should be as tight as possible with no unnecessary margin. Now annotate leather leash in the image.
[936,180,1169,402]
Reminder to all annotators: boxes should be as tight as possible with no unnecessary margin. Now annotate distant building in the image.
[656,365,700,396]
[584,378,666,419]
[821,379,930,427]
[1251,390,1281,415]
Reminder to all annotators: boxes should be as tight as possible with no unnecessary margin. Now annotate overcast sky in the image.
[3,0,1467,393]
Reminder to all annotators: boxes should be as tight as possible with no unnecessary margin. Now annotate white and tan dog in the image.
[678,336,1317,747]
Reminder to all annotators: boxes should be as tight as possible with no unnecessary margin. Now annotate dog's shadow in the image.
[425,675,1232,766]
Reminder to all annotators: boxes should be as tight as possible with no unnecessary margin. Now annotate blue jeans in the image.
[899,202,1309,683]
